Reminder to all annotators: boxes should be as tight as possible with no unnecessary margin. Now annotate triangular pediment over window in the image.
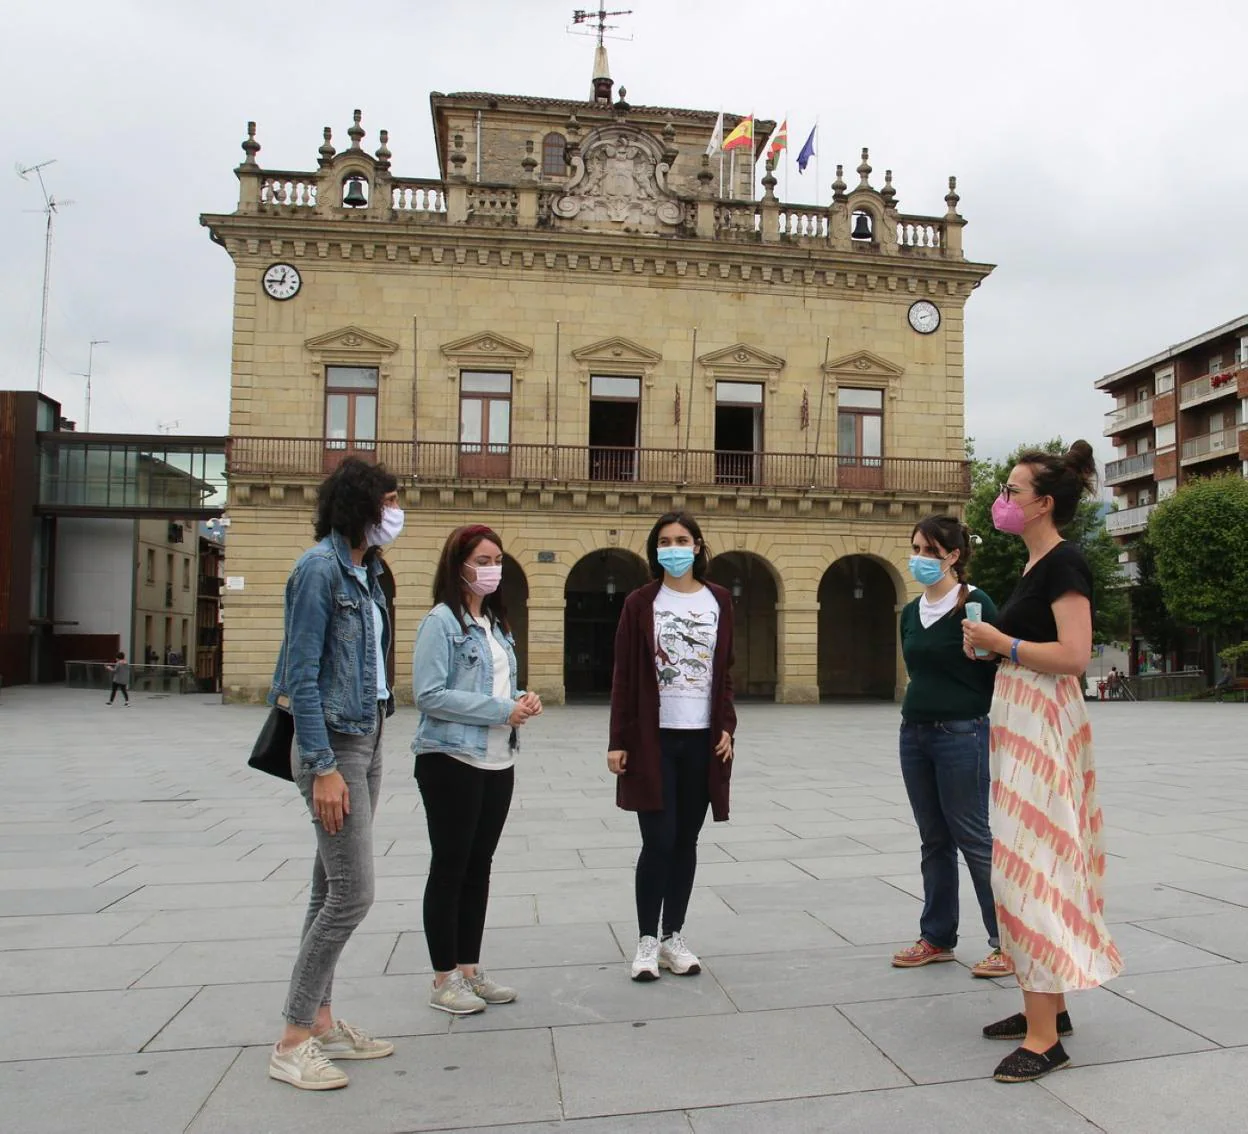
[304,325,399,354]
[822,350,904,379]
[571,337,663,368]
[440,331,533,363]
[697,343,786,372]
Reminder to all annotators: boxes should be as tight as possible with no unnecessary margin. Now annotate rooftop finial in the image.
[881,169,896,208]
[375,130,392,171]
[857,147,872,189]
[318,127,335,169]
[832,164,847,203]
[240,121,260,167]
[945,175,961,217]
[348,109,364,150]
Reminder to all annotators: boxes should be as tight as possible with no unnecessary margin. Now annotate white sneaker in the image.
[631,935,660,981]
[465,969,517,1004]
[315,1018,394,1060]
[659,932,702,975]
[429,970,487,1015]
[268,1037,348,1090]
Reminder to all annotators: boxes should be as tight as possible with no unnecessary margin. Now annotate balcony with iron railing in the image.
[1180,426,1241,465]
[1103,397,1153,436]
[1105,503,1156,537]
[1179,364,1244,409]
[1103,450,1156,486]
[226,438,970,498]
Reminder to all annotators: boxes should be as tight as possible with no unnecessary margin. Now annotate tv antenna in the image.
[17,159,74,394]
[569,7,633,45]
[73,339,108,432]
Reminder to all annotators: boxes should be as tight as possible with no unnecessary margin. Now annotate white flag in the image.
[706,111,724,156]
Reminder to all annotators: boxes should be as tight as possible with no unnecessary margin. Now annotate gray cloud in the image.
[4,0,1245,479]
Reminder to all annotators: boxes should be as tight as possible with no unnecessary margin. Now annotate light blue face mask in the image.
[657,546,696,578]
[908,554,948,587]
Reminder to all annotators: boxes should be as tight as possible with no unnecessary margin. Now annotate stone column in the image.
[775,601,820,703]
[525,597,567,704]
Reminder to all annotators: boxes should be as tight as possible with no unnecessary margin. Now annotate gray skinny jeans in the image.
[282,720,383,1028]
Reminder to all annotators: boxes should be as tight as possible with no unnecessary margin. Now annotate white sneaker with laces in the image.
[659,932,701,975]
[631,935,660,981]
[315,1018,394,1060]
[268,1037,349,1090]
[465,969,517,1004]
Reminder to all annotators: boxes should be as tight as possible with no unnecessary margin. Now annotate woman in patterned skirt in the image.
[962,440,1123,1083]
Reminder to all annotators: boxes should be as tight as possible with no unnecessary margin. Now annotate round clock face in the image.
[908,300,941,334]
[263,263,301,300]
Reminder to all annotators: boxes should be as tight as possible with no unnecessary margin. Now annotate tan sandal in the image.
[971,948,1015,978]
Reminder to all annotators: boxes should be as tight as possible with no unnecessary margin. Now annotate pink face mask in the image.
[991,492,1027,536]
[463,564,502,596]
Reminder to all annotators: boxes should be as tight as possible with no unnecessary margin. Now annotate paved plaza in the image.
[1,689,1247,1132]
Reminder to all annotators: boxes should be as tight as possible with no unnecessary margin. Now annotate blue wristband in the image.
[1010,638,1022,664]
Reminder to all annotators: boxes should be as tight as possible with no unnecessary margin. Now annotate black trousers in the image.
[108,682,129,703]
[415,752,515,972]
[635,728,711,939]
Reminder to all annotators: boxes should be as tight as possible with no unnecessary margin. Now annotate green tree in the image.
[1128,535,1184,658]
[1147,472,1248,647]
[964,438,1127,644]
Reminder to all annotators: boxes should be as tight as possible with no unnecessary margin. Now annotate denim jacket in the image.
[411,603,520,764]
[269,531,394,774]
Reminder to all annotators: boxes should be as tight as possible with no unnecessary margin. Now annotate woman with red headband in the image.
[411,525,542,1016]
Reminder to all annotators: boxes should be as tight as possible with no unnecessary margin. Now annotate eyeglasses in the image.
[998,482,1029,501]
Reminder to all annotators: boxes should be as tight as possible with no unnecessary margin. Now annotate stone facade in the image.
[202,67,994,705]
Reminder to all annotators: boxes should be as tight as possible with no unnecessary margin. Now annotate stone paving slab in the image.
[2,689,1246,1132]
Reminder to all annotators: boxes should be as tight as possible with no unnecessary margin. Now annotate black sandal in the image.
[993,1042,1070,1083]
[983,1010,1073,1041]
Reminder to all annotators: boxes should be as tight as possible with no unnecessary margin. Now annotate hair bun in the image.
[1065,439,1097,493]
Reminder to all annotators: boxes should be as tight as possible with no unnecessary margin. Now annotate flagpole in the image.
[783,110,789,204]
[815,117,820,206]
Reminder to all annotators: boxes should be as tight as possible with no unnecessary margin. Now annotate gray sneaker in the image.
[466,969,517,1004]
[268,1037,348,1090]
[315,1018,394,1060]
[429,970,487,1015]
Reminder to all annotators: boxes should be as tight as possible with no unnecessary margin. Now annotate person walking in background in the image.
[106,651,130,705]
[412,525,541,1016]
[892,516,1012,979]
[963,440,1123,1084]
[267,458,401,1091]
[607,512,736,982]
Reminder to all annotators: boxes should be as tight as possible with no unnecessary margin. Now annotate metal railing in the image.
[1181,427,1240,463]
[1104,451,1155,484]
[64,661,197,694]
[227,438,970,495]
[1105,503,1156,536]
[1179,366,1242,407]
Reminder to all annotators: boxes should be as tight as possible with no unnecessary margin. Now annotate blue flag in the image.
[796,126,817,173]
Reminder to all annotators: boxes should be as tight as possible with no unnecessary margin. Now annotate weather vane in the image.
[569,7,634,45]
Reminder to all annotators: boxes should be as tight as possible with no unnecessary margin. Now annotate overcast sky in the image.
[4,0,1246,472]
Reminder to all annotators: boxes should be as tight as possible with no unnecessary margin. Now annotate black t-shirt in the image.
[994,542,1093,644]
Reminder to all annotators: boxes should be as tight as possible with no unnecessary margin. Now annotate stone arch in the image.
[500,553,529,690]
[707,550,780,698]
[563,548,649,698]
[818,554,905,699]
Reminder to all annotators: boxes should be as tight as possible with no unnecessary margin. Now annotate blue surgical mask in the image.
[657,546,696,578]
[908,554,948,587]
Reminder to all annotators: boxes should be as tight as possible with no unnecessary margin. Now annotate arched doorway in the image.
[707,551,779,698]
[564,549,649,698]
[500,554,529,690]
[818,555,898,699]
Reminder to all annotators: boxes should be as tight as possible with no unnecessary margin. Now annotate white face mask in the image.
[364,506,404,549]
[463,563,502,596]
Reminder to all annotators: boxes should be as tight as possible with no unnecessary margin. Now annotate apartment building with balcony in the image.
[201,52,994,705]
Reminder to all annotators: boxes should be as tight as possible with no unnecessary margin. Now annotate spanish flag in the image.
[721,115,754,153]
[768,120,788,164]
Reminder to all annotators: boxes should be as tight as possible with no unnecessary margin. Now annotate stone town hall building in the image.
[201,53,994,705]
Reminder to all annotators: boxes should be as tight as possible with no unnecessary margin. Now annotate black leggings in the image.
[415,753,514,973]
[636,729,711,939]
[108,682,129,703]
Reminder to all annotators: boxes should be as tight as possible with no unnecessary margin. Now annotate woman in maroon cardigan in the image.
[607,512,736,982]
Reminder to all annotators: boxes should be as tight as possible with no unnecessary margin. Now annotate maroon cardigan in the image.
[608,579,737,821]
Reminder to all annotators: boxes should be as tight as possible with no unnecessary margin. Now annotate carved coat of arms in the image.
[552,126,683,230]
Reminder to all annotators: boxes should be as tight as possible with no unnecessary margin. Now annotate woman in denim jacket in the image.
[412,524,541,1015]
[267,458,403,1091]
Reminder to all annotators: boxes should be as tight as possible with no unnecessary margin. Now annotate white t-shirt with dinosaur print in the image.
[653,583,719,729]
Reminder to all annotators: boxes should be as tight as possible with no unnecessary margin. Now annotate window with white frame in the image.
[1155,368,1174,393]
[1155,422,1176,449]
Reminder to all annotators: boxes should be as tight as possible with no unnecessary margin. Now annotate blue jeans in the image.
[899,718,997,950]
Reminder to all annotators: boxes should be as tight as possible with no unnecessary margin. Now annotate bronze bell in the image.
[851,212,872,240]
[342,176,368,208]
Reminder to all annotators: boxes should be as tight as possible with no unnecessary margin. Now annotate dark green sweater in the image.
[900,587,998,722]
